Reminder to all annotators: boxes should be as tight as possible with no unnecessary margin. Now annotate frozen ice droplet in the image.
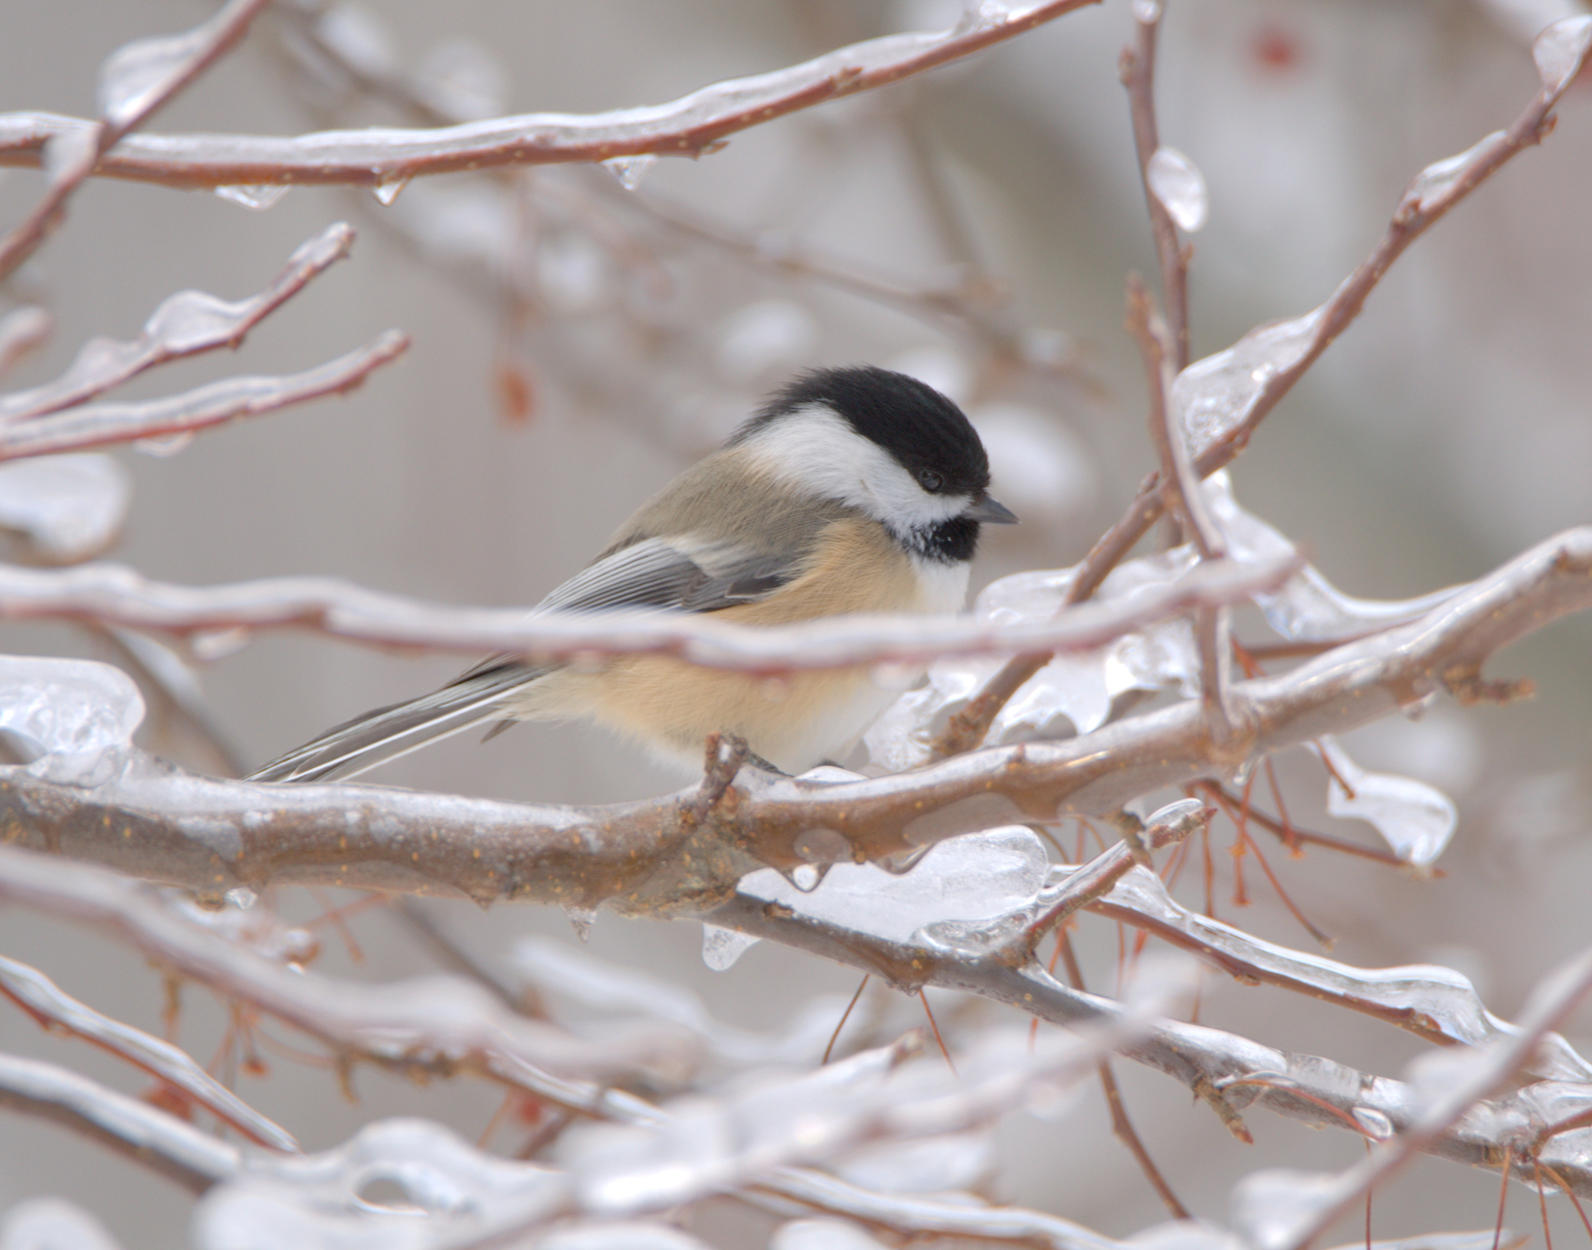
[1319,737,1456,868]
[701,924,759,971]
[602,155,658,191]
[371,176,410,206]
[565,906,597,942]
[0,656,145,787]
[214,184,290,212]
[1533,16,1592,94]
[1131,0,1164,23]
[1350,1105,1394,1140]
[783,864,824,893]
[1146,146,1208,233]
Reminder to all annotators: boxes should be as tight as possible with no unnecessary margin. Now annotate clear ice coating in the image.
[43,126,99,185]
[0,455,130,561]
[1400,131,1506,216]
[699,924,760,971]
[1207,474,1457,640]
[1172,310,1323,453]
[95,10,218,128]
[1318,737,1456,867]
[864,546,1203,770]
[1147,146,1209,233]
[738,826,1048,946]
[1533,15,1592,94]
[213,184,291,212]
[0,656,144,786]
[191,1118,566,1250]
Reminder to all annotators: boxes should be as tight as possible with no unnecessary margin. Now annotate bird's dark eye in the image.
[917,468,945,493]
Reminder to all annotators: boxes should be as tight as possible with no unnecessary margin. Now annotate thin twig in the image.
[0,0,275,280]
[0,223,356,423]
[1270,945,1592,1250]
[0,2,1101,191]
[1055,931,1189,1218]
[0,1050,241,1192]
[930,37,1589,757]
[1118,0,1191,371]
[0,954,296,1150]
[0,330,409,461]
[0,551,1296,673]
[1126,277,1238,750]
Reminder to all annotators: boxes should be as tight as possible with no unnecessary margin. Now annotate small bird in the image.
[252,366,1015,783]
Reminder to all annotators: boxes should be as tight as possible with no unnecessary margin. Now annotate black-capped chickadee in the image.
[252,366,1015,783]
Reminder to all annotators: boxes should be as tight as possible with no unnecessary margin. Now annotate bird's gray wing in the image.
[455,535,793,725]
[251,538,798,782]
[533,536,791,614]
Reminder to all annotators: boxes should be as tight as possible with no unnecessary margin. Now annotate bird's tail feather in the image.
[249,666,545,783]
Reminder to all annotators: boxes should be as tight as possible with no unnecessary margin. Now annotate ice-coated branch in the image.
[0,0,274,280]
[933,17,1592,757]
[0,847,696,1102]
[0,330,409,462]
[0,1050,240,1193]
[1118,0,1193,372]
[2,528,1587,911]
[1263,944,1592,1249]
[0,2,1098,193]
[703,889,1592,1200]
[0,953,296,1150]
[1126,278,1236,747]
[1090,868,1592,1080]
[0,552,1294,672]
[0,223,356,423]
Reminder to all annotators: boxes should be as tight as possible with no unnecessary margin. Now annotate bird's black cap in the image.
[735,365,992,499]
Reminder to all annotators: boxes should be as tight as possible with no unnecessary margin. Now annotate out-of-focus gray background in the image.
[2,1,1590,1245]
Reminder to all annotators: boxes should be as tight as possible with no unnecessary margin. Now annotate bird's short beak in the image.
[965,494,1018,524]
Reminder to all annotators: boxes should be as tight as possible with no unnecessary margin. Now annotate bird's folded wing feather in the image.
[250,536,799,782]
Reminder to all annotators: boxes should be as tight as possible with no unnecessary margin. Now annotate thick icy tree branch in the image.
[0,2,1097,192]
[1,527,1586,910]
